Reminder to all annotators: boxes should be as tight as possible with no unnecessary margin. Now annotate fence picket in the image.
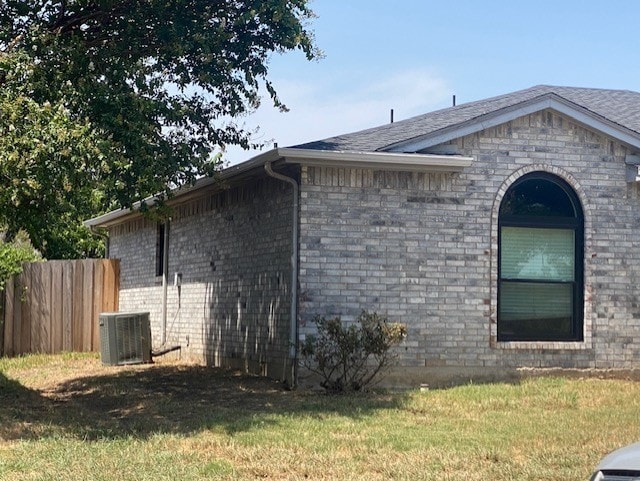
[13,273,22,355]
[62,261,73,352]
[72,261,84,351]
[51,261,64,354]
[0,259,120,357]
[91,261,103,351]
[30,263,42,352]
[21,264,32,354]
[82,261,94,352]
[3,277,14,357]
[41,263,53,353]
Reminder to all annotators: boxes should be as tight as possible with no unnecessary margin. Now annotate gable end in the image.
[384,93,640,154]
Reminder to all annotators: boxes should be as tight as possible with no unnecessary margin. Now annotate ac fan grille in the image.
[116,316,145,364]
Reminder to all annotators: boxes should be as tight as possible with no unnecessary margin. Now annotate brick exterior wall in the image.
[108,176,294,381]
[107,108,640,387]
[298,109,640,385]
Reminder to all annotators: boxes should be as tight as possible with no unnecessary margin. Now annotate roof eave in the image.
[383,94,640,153]
[278,147,473,172]
[84,150,284,229]
[85,148,472,228]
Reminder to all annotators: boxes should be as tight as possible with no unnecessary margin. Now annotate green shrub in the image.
[300,310,407,392]
[0,230,42,291]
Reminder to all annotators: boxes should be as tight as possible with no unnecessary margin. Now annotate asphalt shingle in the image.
[291,85,640,153]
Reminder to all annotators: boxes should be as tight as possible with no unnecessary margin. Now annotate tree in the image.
[0,0,318,258]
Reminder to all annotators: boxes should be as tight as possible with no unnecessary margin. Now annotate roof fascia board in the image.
[84,206,139,228]
[278,147,473,172]
[384,95,640,153]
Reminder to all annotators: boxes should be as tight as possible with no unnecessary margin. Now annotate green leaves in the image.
[0,55,103,257]
[0,230,42,291]
[0,0,318,258]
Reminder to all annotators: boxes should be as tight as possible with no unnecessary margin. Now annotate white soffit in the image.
[384,95,640,153]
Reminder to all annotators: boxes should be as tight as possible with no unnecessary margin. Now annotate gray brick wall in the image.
[107,108,640,387]
[298,109,640,384]
[108,177,294,380]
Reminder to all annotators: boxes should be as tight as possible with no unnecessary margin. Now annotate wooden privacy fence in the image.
[0,259,120,357]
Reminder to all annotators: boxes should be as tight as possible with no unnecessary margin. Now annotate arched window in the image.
[498,172,584,342]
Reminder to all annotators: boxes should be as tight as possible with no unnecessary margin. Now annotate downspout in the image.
[264,161,299,388]
[161,219,170,345]
[89,226,110,259]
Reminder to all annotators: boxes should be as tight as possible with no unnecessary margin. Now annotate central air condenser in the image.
[99,312,152,366]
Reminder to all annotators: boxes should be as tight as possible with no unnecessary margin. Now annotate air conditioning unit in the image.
[99,312,152,366]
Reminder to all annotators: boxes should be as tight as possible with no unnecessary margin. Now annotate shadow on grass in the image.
[0,364,408,441]
[0,371,55,440]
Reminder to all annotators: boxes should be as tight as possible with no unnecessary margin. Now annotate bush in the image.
[0,230,42,291]
[300,310,407,392]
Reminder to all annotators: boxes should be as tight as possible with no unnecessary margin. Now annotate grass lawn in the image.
[1,353,639,480]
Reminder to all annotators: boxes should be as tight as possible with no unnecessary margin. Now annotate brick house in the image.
[86,85,640,387]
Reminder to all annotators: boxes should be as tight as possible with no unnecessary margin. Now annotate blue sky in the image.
[223,1,640,165]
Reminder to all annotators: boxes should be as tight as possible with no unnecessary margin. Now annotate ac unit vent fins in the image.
[99,312,152,366]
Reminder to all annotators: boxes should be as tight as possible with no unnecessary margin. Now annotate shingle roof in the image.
[292,85,640,152]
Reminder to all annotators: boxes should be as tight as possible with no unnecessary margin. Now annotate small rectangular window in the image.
[155,223,165,277]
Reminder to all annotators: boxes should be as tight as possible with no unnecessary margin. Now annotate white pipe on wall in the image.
[264,161,299,388]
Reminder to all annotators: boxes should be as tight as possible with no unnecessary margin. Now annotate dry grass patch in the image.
[2,354,640,480]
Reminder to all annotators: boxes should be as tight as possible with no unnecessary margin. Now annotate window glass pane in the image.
[501,227,574,281]
[499,178,576,217]
[499,282,574,340]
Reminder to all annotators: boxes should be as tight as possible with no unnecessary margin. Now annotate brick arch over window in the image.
[489,165,593,349]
